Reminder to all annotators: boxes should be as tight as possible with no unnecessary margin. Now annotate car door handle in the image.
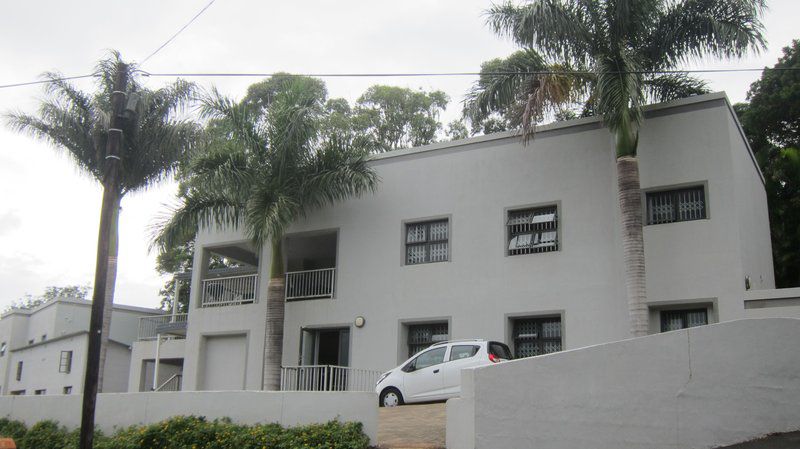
[433,369,440,374]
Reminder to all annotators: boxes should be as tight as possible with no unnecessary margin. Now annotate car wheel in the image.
[379,387,404,407]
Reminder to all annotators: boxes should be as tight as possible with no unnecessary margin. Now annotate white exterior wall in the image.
[181,93,777,384]
[446,318,800,449]
[0,299,160,395]
[5,333,86,396]
[0,391,378,443]
[179,226,269,391]
[129,339,186,392]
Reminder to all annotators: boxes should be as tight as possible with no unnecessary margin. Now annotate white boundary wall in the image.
[0,391,378,443]
[447,318,800,449]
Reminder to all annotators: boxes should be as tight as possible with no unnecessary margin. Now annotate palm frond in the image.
[151,190,244,253]
[300,141,379,211]
[199,87,266,153]
[486,0,595,66]
[644,0,767,68]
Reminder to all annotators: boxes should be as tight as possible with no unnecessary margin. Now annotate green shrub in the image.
[19,420,70,449]
[124,416,369,449]
[0,416,370,449]
[0,418,27,443]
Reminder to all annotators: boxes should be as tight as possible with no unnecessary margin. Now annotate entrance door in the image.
[299,328,350,390]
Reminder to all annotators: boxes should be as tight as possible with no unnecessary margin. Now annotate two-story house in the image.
[129,92,796,393]
[0,297,162,395]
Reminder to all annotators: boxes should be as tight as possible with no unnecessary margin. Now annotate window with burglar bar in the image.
[407,322,448,357]
[406,219,449,265]
[646,186,706,225]
[512,317,562,358]
[507,205,559,256]
[661,309,708,332]
[59,351,72,373]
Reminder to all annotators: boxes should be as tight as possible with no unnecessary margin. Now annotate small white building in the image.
[0,297,161,396]
[129,92,800,393]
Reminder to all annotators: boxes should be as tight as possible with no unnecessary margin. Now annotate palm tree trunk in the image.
[96,195,121,392]
[617,155,648,337]
[262,238,285,390]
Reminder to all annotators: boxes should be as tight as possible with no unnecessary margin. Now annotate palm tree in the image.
[466,0,765,336]
[6,51,197,386]
[153,76,378,390]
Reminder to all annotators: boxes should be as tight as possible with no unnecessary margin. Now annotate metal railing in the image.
[138,314,188,340]
[285,268,335,300]
[201,273,258,307]
[155,373,182,392]
[280,365,381,392]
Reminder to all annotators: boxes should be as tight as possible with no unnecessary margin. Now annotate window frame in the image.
[63,386,73,395]
[59,350,73,374]
[404,218,450,265]
[406,322,449,357]
[660,308,709,332]
[505,203,560,257]
[645,184,708,226]
[511,316,563,358]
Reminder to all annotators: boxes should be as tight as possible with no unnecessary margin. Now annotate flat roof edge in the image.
[368,92,730,163]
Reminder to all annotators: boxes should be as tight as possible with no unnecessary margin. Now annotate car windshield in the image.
[489,342,512,360]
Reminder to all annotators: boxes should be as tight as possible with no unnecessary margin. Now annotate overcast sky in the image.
[0,0,798,311]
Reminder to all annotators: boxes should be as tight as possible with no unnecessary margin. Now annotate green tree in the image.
[736,40,800,287]
[6,51,197,388]
[467,0,764,336]
[153,76,378,390]
[7,285,91,311]
[353,85,449,152]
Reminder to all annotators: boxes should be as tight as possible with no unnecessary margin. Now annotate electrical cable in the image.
[140,0,217,65]
[3,67,800,90]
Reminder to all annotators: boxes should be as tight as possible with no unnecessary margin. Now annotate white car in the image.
[375,339,512,407]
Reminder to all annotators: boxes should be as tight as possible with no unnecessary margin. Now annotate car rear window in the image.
[489,342,512,360]
[449,345,480,361]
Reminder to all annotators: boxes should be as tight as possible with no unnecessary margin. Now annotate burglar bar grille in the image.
[513,317,562,358]
[507,205,559,256]
[408,323,449,356]
[646,186,706,225]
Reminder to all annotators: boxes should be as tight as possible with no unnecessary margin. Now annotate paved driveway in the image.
[377,403,446,449]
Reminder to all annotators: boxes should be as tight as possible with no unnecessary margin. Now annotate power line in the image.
[140,67,800,78]
[140,0,217,65]
[0,74,96,90]
[3,66,800,90]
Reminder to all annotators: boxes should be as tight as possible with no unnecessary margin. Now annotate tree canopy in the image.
[735,40,800,288]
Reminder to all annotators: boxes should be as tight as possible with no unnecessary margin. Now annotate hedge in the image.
[0,416,370,449]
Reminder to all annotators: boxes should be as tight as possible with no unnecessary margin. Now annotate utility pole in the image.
[79,63,127,449]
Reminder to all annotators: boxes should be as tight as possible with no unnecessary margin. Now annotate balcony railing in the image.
[201,273,258,307]
[138,314,188,340]
[280,365,381,392]
[285,268,335,300]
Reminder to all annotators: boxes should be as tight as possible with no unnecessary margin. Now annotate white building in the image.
[0,297,161,396]
[129,92,800,393]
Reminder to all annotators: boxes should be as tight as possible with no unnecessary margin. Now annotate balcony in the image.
[285,268,336,300]
[138,314,188,340]
[280,365,381,392]
[201,273,258,307]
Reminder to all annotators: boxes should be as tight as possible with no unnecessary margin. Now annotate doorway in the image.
[301,327,350,366]
[298,327,350,391]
